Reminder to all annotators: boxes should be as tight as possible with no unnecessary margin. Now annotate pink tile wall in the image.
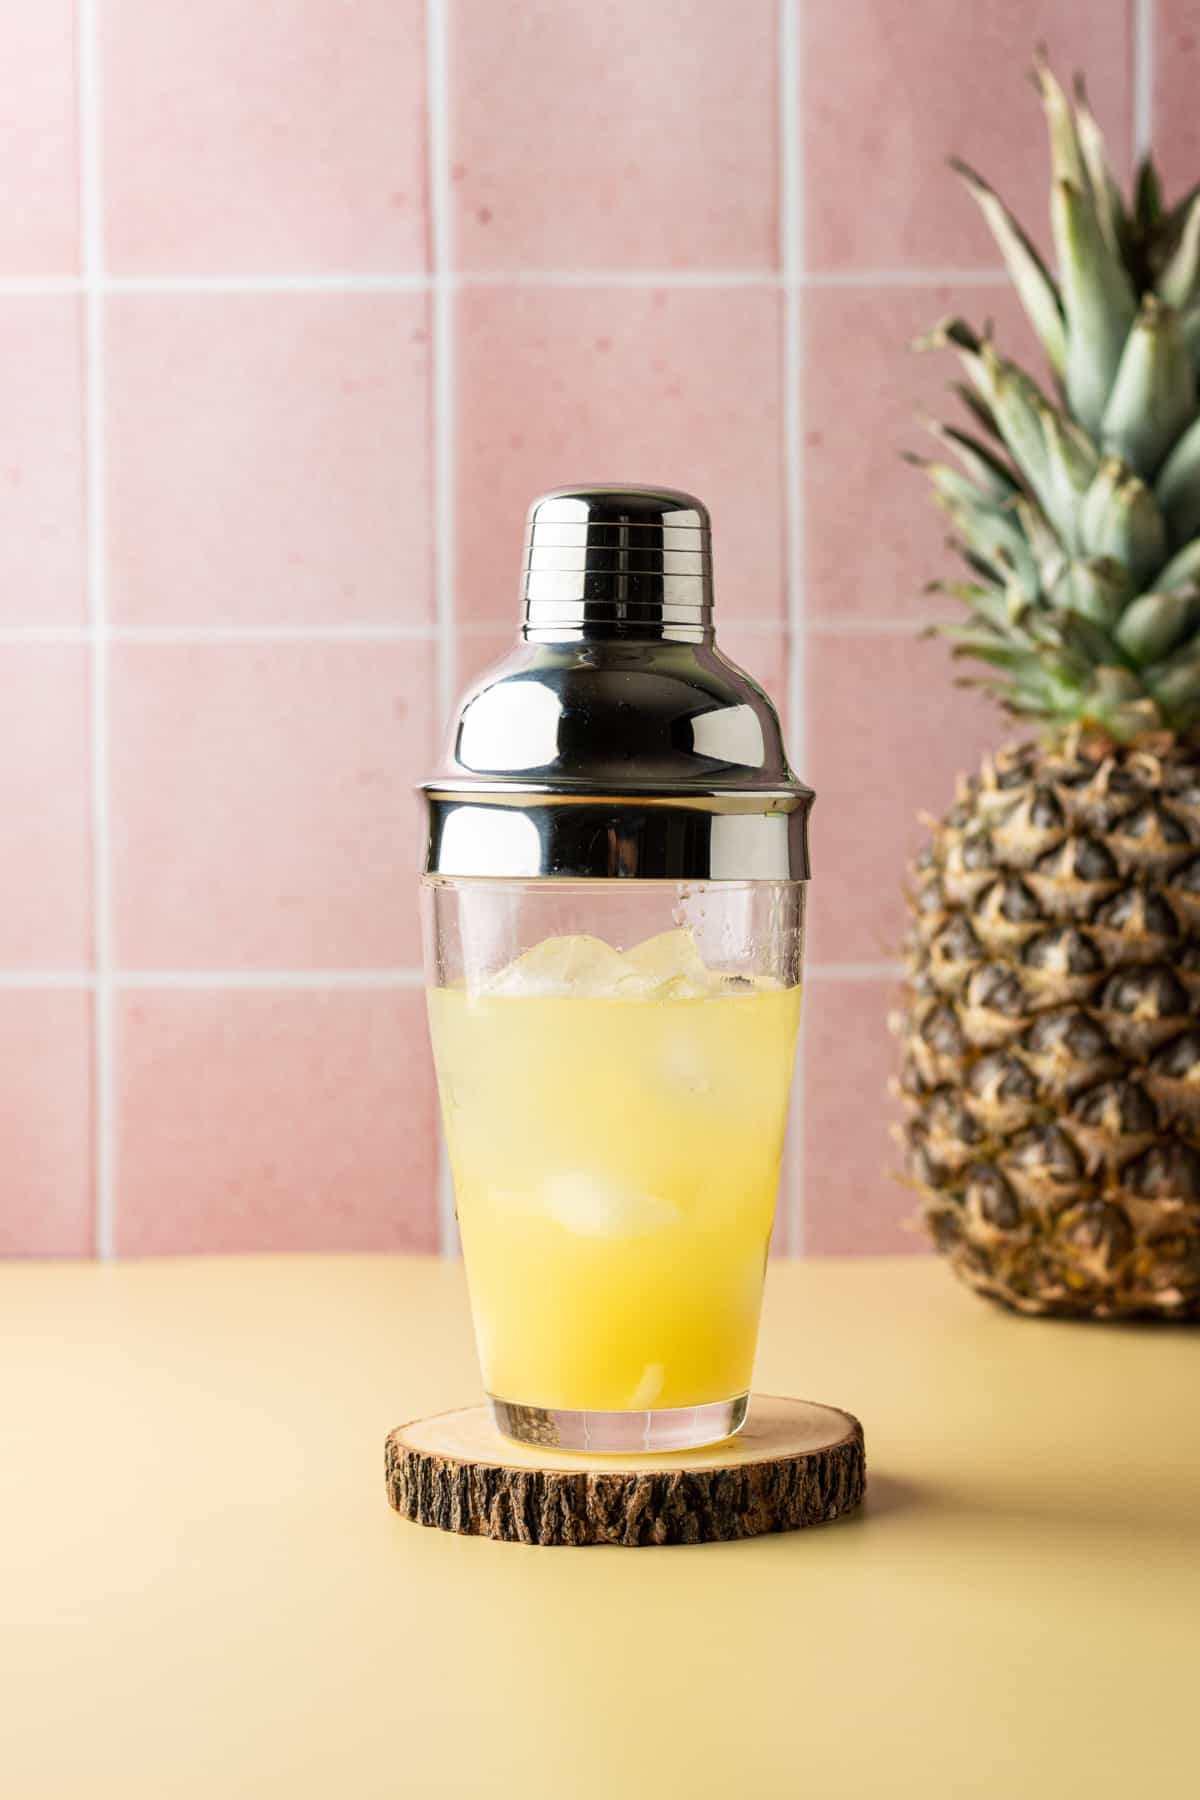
[100,1,429,273]
[0,1,1152,1259]
[804,0,1132,271]
[447,0,779,272]
[109,642,434,969]
[115,989,437,1254]
[105,294,433,626]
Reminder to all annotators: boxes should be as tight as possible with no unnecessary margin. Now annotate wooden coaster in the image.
[385,1395,865,1546]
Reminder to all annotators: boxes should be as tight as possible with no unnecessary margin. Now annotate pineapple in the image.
[899,54,1200,1318]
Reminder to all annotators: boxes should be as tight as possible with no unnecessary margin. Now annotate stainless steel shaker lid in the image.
[421,486,814,881]
[522,485,713,634]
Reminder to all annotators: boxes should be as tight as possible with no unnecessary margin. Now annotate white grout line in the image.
[454,268,779,289]
[1133,0,1154,163]
[717,620,788,639]
[0,970,428,989]
[0,615,942,646]
[803,269,1006,289]
[780,0,806,1258]
[808,963,905,982]
[103,272,431,295]
[0,277,86,295]
[426,0,460,1257]
[78,0,116,1263]
[807,616,941,635]
[0,620,792,643]
[0,971,96,989]
[426,0,456,737]
[108,622,438,643]
[0,269,1013,300]
[115,970,426,990]
[0,964,902,986]
[0,626,96,643]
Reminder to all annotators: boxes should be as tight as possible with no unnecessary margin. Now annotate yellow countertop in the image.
[4,1253,1198,1798]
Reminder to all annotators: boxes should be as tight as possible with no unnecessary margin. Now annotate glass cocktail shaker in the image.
[420,487,814,1453]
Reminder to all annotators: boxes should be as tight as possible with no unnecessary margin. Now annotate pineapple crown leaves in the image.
[914,48,1200,745]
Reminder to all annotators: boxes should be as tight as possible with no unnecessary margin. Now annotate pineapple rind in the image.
[903,740,1200,1318]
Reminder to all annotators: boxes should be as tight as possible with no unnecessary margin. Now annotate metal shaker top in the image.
[521,485,713,638]
[421,486,814,882]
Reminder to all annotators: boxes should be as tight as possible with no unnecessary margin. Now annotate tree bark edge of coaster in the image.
[385,1394,866,1546]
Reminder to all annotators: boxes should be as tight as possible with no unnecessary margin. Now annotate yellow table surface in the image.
[4,1253,1198,1798]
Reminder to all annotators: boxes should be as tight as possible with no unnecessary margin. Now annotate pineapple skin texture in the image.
[901,737,1200,1318]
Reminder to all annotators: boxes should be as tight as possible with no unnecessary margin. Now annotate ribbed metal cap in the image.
[522,485,713,638]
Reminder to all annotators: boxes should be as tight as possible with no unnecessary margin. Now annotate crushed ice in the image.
[485,928,761,1000]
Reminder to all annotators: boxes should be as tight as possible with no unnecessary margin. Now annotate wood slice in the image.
[385,1395,865,1546]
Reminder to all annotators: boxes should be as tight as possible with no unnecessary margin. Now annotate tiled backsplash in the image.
[0,1,1181,1258]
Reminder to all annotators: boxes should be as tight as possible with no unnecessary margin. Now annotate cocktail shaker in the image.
[420,487,814,1452]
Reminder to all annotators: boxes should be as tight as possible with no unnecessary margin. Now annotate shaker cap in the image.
[421,485,813,882]
[522,486,713,635]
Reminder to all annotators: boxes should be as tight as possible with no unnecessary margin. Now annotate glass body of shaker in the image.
[422,874,805,1452]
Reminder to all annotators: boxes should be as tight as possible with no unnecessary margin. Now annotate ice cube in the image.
[616,928,722,998]
[660,1026,713,1096]
[656,975,714,1001]
[488,933,627,997]
[543,1170,680,1237]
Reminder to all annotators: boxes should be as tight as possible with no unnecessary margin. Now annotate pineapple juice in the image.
[427,931,801,1413]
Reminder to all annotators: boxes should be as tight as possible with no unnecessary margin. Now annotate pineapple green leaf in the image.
[916,316,982,359]
[903,452,996,515]
[981,348,1057,497]
[1165,697,1200,732]
[926,580,1029,637]
[1135,157,1164,233]
[1101,297,1196,476]
[1072,73,1127,255]
[1113,588,1199,665]
[1153,412,1200,546]
[1179,305,1200,382]
[950,380,1003,443]
[1163,181,1200,231]
[1039,405,1099,545]
[1089,665,1152,702]
[921,418,1020,501]
[1055,555,1133,627]
[924,320,1054,494]
[1036,605,1125,672]
[1003,689,1083,720]
[1014,496,1068,588]
[1054,178,1139,434]
[954,641,1089,699]
[960,546,1010,588]
[1079,461,1167,587]
[1157,192,1200,308]
[1144,645,1200,728]
[922,56,1200,744]
[939,628,1033,669]
[1080,457,1125,550]
[941,493,1040,598]
[1155,537,1200,591]
[1031,50,1088,191]
[1083,669,1165,739]
[949,158,1067,376]
[1159,181,1200,259]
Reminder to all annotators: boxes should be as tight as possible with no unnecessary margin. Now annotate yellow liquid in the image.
[428,968,801,1413]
